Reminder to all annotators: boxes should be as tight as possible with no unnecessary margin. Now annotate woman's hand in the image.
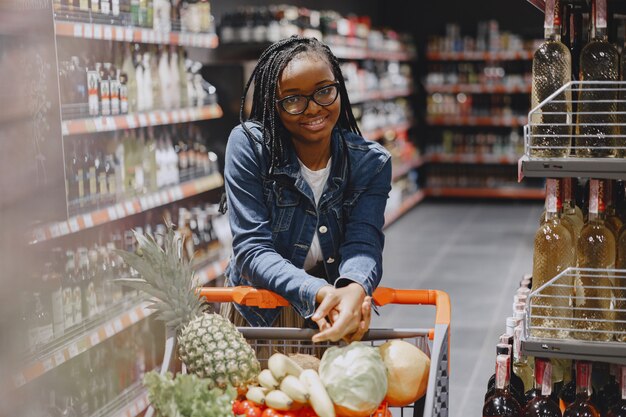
[311,283,369,343]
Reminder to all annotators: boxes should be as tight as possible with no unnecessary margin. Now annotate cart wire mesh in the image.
[525,267,626,343]
[524,80,626,157]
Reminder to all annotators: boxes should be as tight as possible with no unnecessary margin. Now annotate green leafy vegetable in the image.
[144,371,236,417]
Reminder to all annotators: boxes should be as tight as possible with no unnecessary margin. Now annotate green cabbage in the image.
[319,342,388,414]
[143,371,236,417]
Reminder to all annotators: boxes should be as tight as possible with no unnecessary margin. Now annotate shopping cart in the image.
[197,286,451,417]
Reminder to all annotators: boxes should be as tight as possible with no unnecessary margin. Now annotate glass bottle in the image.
[607,366,626,417]
[531,179,575,339]
[619,20,626,158]
[48,247,65,338]
[616,222,626,342]
[523,358,562,417]
[77,247,94,320]
[63,251,76,330]
[561,178,584,247]
[513,310,534,393]
[530,0,572,157]
[573,179,615,341]
[484,354,522,417]
[606,181,623,238]
[564,361,600,417]
[575,0,619,157]
[486,342,526,407]
[31,292,54,350]
[70,250,83,326]
[600,364,621,416]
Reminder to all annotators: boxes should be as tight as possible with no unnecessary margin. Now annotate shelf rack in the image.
[426,51,534,61]
[425,84,531,94]
[30,173,223,244]
[61,104,223,136]
[362,122,412,142]
[425,186,545,200]
[427,153,520,165]
[350,88,415,104]
[427,115,527,127]
[12,256,229,389]
[54,21,219,48]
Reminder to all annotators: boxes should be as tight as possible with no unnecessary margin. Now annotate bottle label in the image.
[87,282,97,318]
[89,167,97,196]
[513,326,522,362]
[91,0,99,12]
[110,79,120,115]
[546,179,560,213]
[542,361,553,396]
[112,0,119,15]
[77,169,85,200]
[495,354,509,390]
[63,287,74,328]
[589,179,605,215]
[51,289,65,336]
[100,79,111,116]
[577,362,592,394]
[101,0,110,15]
[87,71,99,116]
[73,287,82,324]
[79,0,88,10]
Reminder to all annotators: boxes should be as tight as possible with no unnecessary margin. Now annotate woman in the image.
[222,36,392,343]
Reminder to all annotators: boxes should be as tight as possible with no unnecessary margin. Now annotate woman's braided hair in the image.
[239,36,361,174]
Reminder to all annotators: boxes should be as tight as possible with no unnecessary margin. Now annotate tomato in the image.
[261,408,285,417]
[282,411,300,417]
[232,400,246,415]
[247,406,263,417]
[296,408,317,417]
[241,400,256,411]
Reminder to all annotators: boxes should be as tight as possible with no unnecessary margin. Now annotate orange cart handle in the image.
[197,286,450,327]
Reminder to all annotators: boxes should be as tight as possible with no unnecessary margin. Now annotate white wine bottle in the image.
[530,0,572,157]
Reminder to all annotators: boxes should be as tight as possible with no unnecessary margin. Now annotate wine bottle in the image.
[573,179,615,342]
[607,366,626,417]
[575,0,619,157]
[530,0,572,157]
[564,362,600,417]
[484,354,522,417]
[486,342,526,407]
[531,179,575,340]
[524,358,562,417]
[600,364,621,416]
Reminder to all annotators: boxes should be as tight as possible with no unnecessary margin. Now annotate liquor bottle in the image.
[486,342,526,407]
[560,367,577,410]
[619,20,626,158]
[88,248,103,315]
[63,251,76,330]
[106,241,124,304]
[561,178,584,247]
[564,362,600,417]
[178,47,188,108]
[575,0,619,157]
[77,247,95,320]
[143,51,154,110]
[605,181,623,238]
[30,292,54,350]
[573,179,615,341]
[99,63,111,117]
[46,248,65,338]
[530,0,572,157]
[149,46,161,110]
[484,354,522,417]
[513,311,534,393]
[600,364,621,416]
[617,222,626,342]
[607,366,626,417]
[523,358,561,417]
[531,179,575,339]
[158,47,171,109]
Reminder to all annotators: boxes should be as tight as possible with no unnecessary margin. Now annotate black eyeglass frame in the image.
[275,82,341,115]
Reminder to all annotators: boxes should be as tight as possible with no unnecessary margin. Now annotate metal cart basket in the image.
[198,286,451,417]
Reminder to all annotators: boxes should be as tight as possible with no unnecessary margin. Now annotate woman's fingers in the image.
[344,297,372,343]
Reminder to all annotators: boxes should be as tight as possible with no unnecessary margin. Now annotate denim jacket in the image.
[223,122,392,326]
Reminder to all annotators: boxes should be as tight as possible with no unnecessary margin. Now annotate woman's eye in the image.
[317,87,333,97]
[284,97,302,105]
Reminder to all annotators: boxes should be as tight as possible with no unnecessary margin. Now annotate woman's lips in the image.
[300,115,328,132]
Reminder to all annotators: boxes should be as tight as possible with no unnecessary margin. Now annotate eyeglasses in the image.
[276,82,340,115]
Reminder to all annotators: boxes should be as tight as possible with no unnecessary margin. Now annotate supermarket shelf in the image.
[61,104,223,136]
[30,173,224,244]
[522,338,626,366]
[425,186,545,200]
[427,115,527,127]
[426,153,520,165]
[392,157,426,181]
[425,83,531,94]
[12,257,229,389]
[518,155,626,180]
[330,44,416,61]
[384,190,426,227]
[350,88,415,104]
[362,122,411,141]
[426,51,534,61]
[54,21,219,48]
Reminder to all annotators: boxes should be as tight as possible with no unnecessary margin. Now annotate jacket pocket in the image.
[271,184,300,232]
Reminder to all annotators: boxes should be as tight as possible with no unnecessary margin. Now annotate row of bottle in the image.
[426,130,524,158]
[54,0,215,34]
[23,203,221,353]
[427,21,535,54]
[353,98,412,134]
[60,43,216,119]
[427,93,524,119]
[341,60,413,97]
[530,0,626,158]
[531,178,626,343]
[218,5,415,54]
[21,320,163,417]
[425,62,531,88]
[65,125,219,215]
[425,164,524,189]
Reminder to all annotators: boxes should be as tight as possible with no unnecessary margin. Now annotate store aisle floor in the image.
[371,200,543,417]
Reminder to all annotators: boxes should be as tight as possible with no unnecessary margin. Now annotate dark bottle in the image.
[523,358,562,417]
[487,332,527,406]
[564,361,600,417]
[607,366,626,417]
[484,353,522,417]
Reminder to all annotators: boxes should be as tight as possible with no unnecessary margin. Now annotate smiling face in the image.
[276,53,341,149]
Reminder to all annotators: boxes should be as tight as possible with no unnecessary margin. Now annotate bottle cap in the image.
[506,317,517,335]
[517,287,531,296]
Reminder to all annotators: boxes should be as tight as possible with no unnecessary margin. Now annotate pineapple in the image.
[117,224,260,389]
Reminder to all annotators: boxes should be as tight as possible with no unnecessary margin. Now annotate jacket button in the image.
[326,257,335,264]
[318,225,328,234]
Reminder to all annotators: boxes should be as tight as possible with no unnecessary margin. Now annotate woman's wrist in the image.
[315,284,334,303]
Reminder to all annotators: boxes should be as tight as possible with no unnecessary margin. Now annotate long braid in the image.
[239,36,361,174]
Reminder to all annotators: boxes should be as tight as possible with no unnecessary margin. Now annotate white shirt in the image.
[298,157,332,271]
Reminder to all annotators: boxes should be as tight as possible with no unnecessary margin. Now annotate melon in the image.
[379,340,430,406]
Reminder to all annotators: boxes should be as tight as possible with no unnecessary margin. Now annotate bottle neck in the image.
[576,362,593,397]
[495,354,511,391]
[545,26,562,41]
[534,359,553,396]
